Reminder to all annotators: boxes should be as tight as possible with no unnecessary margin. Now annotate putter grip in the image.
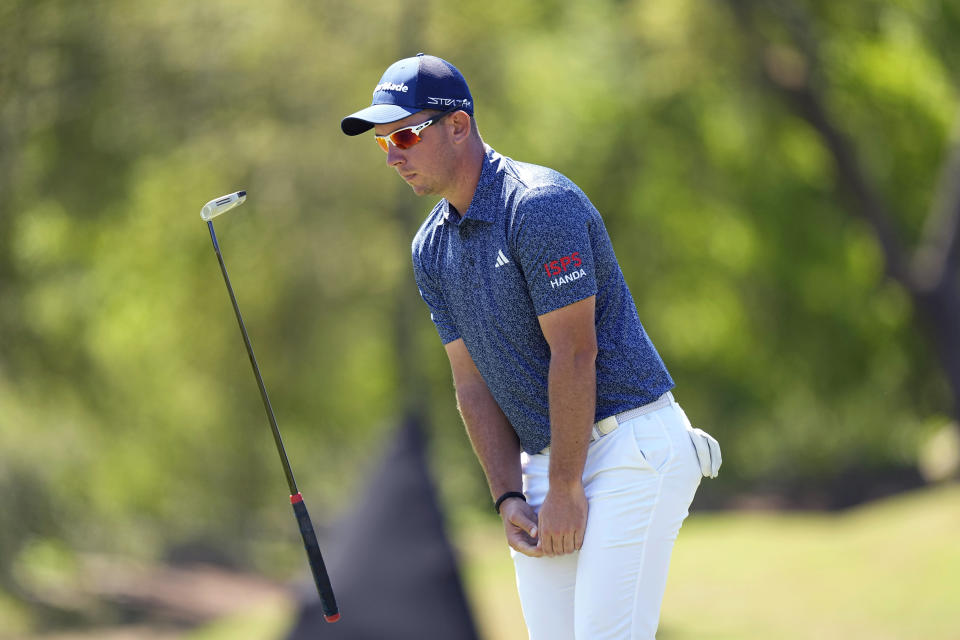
[291,493,340,623]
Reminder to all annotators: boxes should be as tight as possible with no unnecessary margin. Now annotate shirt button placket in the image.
[464,225,483,293]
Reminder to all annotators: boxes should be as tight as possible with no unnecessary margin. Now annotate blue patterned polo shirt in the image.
[411,145,673,454]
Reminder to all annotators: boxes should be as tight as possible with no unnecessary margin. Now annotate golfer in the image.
[341,54,720,640]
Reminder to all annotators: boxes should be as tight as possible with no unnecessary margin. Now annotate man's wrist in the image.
[494,491,526,514]
[545,476,585,496]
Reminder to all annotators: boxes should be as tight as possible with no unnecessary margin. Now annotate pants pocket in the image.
[628,413,672,473]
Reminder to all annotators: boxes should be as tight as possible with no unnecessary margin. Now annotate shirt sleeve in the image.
[411,243,460,344]
[513,185,598,316]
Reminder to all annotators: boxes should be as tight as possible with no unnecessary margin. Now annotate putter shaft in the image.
[208,220,299,496]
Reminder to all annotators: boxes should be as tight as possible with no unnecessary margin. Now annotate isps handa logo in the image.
[543,252,587,289]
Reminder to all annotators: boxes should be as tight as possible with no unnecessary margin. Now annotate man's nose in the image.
[385,142,404,167]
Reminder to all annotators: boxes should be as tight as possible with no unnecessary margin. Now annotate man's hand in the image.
[500,498,543,557]
[536,483,588,556]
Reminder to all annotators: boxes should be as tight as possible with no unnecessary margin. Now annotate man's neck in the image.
[446,139,486,214]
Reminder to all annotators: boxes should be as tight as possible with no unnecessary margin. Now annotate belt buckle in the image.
[595,415,619,436]
[540,411,630,455]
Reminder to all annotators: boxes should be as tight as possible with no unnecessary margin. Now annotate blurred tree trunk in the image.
[727,0,960,431]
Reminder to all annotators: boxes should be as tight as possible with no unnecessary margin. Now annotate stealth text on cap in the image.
[428,97,472,109]
[374,82,409,94]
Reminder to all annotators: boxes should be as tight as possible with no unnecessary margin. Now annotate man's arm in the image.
[536,295,598,556]
[444,338,542,557]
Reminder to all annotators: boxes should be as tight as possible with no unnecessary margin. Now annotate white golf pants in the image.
[511,398,702,639]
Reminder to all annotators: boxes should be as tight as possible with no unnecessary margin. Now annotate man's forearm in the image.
[455,382,523,498]
[546,348,597,489]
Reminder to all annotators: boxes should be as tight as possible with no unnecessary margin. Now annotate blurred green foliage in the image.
[1,0,959,630]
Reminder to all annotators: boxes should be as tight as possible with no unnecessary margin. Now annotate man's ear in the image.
[449,111,472,143]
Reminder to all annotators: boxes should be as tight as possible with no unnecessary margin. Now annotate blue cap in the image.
[341,54,474,136]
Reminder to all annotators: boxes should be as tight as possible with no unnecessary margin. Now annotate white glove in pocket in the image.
[688,427,722,478]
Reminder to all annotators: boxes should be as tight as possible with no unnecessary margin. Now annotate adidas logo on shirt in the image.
[494,249,510,268]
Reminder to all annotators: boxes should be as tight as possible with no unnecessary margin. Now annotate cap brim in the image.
[340,104,422,136]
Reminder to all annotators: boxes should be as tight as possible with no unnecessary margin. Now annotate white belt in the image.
[538,391,674,456]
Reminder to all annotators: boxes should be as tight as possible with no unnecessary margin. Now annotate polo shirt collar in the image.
[438,145,499,226]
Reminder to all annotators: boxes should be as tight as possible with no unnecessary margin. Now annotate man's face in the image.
[373,110,456,198]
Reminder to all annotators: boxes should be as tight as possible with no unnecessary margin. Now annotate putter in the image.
[201,191,340,623]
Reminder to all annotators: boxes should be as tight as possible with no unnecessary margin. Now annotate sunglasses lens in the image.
[391,128,420,150]
[375,136,389,152]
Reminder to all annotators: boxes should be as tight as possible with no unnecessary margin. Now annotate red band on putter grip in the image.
[290,493,304,504]
[324,613,341,623]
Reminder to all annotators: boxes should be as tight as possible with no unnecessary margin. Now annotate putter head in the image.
[201,191,247,221]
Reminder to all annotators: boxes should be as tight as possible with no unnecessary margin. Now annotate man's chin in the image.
[408,182,436,197]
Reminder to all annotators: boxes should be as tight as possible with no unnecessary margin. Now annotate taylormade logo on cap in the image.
[373,81,409,95]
